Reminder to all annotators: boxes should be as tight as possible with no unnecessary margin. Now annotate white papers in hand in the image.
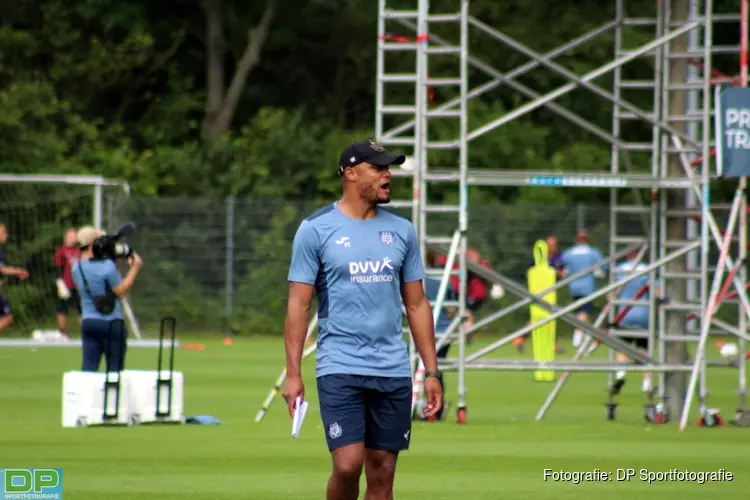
[292,396,309,438]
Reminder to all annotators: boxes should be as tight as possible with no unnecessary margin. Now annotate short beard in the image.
[358,183,389,205]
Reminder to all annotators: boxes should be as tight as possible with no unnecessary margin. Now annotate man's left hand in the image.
[423,375,443,418]
[17,269,29,280]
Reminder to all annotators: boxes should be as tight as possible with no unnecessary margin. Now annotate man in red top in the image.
[436,248,491,334]
[54,227,81,335]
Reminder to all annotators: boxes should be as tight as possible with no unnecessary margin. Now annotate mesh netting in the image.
[0,179,127,336]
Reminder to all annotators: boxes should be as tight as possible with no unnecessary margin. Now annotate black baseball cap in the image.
[338,139,406,176]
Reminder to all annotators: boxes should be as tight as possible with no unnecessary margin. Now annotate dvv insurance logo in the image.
[1,468,62,499]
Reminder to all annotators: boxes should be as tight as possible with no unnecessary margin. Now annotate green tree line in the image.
[0,0,744,336]
[2,0,741,202]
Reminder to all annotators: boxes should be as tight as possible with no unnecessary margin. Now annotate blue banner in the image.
[716,86,750,178]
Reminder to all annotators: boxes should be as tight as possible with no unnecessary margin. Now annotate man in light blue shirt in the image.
[72,226,143,372]
[283,139,442,500]
[560,230,605,348]
[610,249,657,396]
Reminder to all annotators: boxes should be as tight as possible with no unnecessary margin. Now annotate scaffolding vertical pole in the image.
[417,0,428,266]
[737,0,748,414]
[688,0,710,412]
[678,0,714,431]
[648,0,665,394]
[699,0,714,424]
[686,0,701,335]
[607,0,625,392]
[375,0,386,144]
[455,0,470,422]
[657,0,670,407]
[412,0,429,381]
[654,0,672,405]
[661,0,700,419]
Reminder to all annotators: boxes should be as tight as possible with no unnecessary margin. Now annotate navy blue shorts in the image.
[572,296,594,316]
[317,374,412,453]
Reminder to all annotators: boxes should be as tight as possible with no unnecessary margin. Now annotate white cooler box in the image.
[62,371,133,428]
[62,370,185,427]
[124,369,185,425]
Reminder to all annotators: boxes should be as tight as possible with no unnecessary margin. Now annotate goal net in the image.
[0,175,138,343]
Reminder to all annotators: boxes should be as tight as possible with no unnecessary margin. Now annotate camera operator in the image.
[71,226,143,373]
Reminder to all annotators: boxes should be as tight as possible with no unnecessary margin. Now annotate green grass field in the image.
[1,333,749,500]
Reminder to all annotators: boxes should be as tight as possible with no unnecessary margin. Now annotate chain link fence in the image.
[0,185,733,338]
[110,197,630,335]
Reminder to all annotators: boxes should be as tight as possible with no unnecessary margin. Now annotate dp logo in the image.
[1,468,63,499]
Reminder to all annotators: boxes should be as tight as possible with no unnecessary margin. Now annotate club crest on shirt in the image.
[379,231,395,246]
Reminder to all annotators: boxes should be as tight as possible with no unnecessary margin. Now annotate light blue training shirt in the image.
[288,202,425,378]
[614,260,654,328]
[425,277,454,336]
[560,243,605,297]
[71,259,125,321]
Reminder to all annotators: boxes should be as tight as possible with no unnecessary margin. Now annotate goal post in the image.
[0,174,145,342]
[0,173,131,226]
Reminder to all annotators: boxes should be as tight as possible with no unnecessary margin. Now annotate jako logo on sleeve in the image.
[349,257,394,283]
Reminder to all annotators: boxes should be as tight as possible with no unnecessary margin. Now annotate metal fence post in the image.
[226,196,235,324]
[576,202,585,230]
[106,195,115,232]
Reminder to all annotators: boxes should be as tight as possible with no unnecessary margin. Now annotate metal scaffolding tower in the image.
[376,0,471,418]
[375,0,750,429]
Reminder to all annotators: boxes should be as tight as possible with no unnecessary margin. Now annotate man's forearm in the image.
[1,266,22,276]
[284,303,309,378]
[407,298,439,372]
[113,267,139,297]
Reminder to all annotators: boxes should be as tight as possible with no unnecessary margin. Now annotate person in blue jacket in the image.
[560,230,605,349]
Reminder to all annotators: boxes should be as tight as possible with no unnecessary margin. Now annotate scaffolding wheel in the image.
[605,402,618,421]
[644,404,656,423]
[698,408,723,428]
[645,403,668,424]
[655,409,668,424]
[732,408,750,427]
[457,406,467,425]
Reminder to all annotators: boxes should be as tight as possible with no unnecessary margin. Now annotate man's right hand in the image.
[128,252,143,269]
[282,375,305,418]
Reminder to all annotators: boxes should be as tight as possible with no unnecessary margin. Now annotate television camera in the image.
[92,221,137,261]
